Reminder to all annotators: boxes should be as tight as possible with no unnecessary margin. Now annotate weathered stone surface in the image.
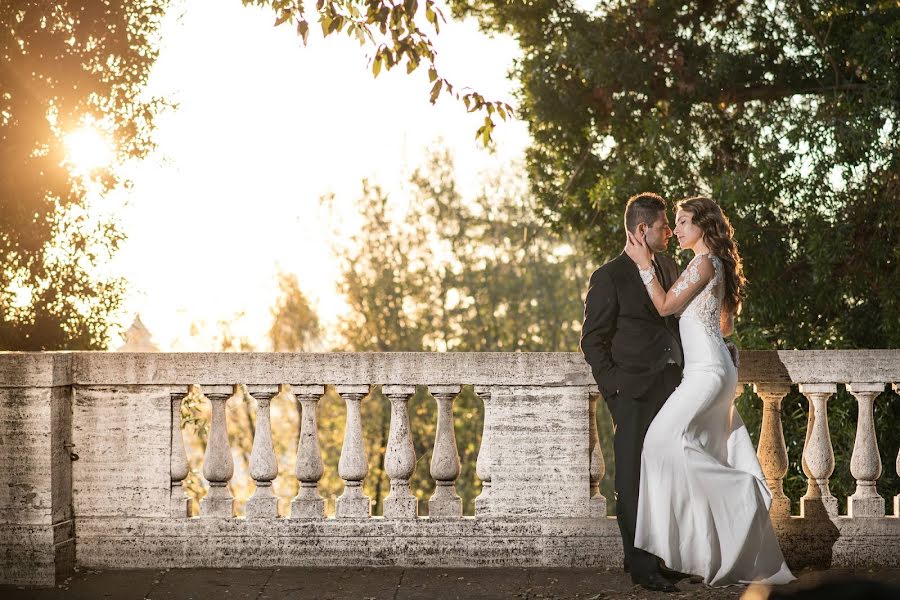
[0,353,72,388]
[248,395,278,483]
[200,485,235,518]
[799,384,839,519]
[1,387,54,523]
[588,392,607,518]
[72,352,594,386]
[1,350,899,391]
[291,484,326,519]
[474,388,493,517]
[429,391,463,518]
[72,386,172,518]
[69,515,900,570]
[49,386,75,584]
[244,485,279,519]
[73,516,622,569]
[336,391,371,519]
[1,349,880,387]
[169,395,191,518]
[735,350,900,384]
[2,350,900,585]
[200,391,235,518]
[246,393,279,519]
[489,386,591,518]
[0,524,57,586]
[755,383,792,518]
[773,516,900,569]
[847,383,886,518]
[0,385,74,586]
[291,391,326,519]
[382,391,418,520]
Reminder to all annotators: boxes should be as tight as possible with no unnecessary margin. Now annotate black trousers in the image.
[604,363,681,577]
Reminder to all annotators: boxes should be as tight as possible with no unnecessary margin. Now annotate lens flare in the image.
[64,126,114,175]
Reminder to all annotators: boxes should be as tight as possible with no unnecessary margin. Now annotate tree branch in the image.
[712,82,869,104]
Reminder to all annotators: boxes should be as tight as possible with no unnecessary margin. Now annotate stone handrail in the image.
[1,350,898,586]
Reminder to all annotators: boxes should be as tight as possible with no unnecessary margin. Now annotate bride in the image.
[624,196,795,586]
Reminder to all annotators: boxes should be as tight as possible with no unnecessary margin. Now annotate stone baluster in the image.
[336,386,372,518]
[382,385,418,519]
[896,443,900,517]
[475,386,493,517]
[245,391,279,518]
[754,383,791,518]
[798,383,838,518]
[428,386,462,518]
[847,383,886,517]
[170,392,191,518]
[588,391,607,517]
[291,385,326,519]
[896,382,900,518]
[200,389,236,517]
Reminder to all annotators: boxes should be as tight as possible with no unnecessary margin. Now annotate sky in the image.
[98,0,531,351]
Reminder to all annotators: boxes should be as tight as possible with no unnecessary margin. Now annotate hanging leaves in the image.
[245,0,514,146]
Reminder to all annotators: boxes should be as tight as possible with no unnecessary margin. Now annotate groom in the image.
[581,192,683,593]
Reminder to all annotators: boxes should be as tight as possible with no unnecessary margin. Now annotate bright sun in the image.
[64,125,114,175]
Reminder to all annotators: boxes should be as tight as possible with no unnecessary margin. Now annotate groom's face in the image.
[642,212,672,253]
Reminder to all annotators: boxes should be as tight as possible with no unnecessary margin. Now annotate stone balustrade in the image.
[1,350,898,587]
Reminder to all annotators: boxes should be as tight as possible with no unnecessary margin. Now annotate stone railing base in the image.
[70,515,900,574]
[0,520,75,587]
[74,517,622,571]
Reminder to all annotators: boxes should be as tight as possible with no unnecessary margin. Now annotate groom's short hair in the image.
[624,192,667,233]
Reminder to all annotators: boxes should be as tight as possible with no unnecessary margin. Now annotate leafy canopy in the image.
[269,271,323,351]
[1,0,167,349]
[449,0,899,349]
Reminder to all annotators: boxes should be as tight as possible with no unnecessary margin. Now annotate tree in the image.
[1,0,167,349]
[446,0,899,350]
[336,146,588,354]
[269,271,323,351]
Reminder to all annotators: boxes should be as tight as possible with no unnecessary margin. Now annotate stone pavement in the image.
[2,567,899,600]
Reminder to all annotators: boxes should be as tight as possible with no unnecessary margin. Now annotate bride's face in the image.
[674,209,703,250]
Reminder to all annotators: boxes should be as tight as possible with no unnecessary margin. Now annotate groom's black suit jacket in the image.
[581,252,683,400]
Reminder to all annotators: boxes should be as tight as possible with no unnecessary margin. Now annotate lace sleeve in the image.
[672,259,703,297]
[656,254,715,316]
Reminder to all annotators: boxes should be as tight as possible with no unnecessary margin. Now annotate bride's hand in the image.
[625,230,652,268]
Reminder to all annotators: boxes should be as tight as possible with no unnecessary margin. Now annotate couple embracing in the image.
[581,193,795,592]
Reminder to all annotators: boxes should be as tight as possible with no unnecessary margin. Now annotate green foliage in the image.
[269,271,323,351]
[450,0,900,350]
[336,146,589,353]
[245,0,512,144]
[0,0,168,350]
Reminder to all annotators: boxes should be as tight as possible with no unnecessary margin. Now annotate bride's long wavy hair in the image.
[675,196,746,314]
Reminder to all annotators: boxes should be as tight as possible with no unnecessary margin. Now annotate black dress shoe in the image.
[631,571,679,593]
[658,565,692,581]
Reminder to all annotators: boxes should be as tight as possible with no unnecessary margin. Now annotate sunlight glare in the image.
[11,284,32,309]
[64,125,114,175]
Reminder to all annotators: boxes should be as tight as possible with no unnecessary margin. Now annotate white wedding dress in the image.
[634,253,795,586]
